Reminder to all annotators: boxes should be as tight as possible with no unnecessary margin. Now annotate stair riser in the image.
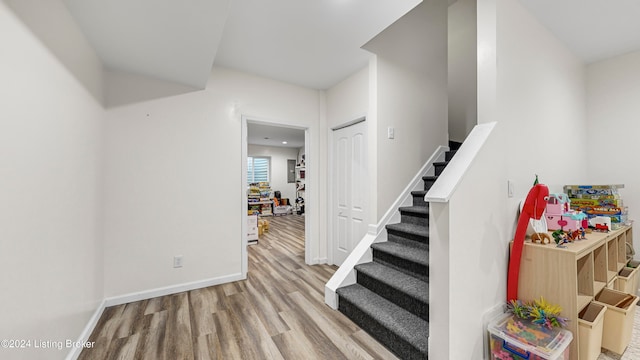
[434,164,446,176]
[338,298,428,360]
[412,194,427,207]
[387,234,428,250]
[445,151,457,161]
[423,179,436,191]
[449,140,462,151]
[356,272,428,321]
[373,250,429,282]
[400,212,428,227]
[387,230,428,248]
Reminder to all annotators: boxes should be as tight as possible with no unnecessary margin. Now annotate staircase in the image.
[336,145,459,360]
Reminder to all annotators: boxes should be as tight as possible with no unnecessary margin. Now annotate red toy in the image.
[507,184,550,302]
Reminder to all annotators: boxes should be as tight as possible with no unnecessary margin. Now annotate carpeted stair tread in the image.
[386,222,428,240]
[371,241,428,266]
[337,284,429,356]
[399,206,428,215]
[355,262,428,304]
[422,175,438,182]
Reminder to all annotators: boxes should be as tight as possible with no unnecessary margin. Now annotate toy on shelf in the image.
[552,230,569,248]
[531,232,551,245]
[545,193,589,232]
[565,228,584,242]
[507,175,549,302]
[589,215,611,232]
[594,223,609,232]
[564,184,629,230]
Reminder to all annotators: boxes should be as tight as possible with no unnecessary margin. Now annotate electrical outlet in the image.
[507,180,514,198]
[173,255,183,268]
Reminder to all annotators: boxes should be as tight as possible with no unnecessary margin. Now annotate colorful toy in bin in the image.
[507,297,568,329]
[489,298,571,360]
[489,313,573,360]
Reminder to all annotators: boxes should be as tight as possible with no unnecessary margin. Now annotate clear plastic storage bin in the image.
[488,313,573,360]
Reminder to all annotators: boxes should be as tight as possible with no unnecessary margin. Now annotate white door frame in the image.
[241,115,311,278]
[327,116,367,265]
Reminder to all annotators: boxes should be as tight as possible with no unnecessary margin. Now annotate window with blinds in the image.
[247,157,270,183]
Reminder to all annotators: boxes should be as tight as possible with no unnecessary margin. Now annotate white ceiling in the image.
[518,0,640,63]
[214,0,421,89]
[62,0,420,91]
[248,123,305,149]
[63,0,231,89]
[60,0,640,93]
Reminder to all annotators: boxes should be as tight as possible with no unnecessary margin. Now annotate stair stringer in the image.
[324,145,448,309]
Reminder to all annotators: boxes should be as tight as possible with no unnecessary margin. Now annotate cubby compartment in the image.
[577,253,594,311]
[617,233,627,271]
[607,239,618,282]
[593,245,607,295]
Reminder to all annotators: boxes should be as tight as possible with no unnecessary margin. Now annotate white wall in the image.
[363,0,449,219]
[248,145,299,202]
[587,50,640,256]
[497,0,588,229]
[430,0,589,357]
[103,67,324,297]
[448,0,477,143]
[325,65,375,257]
[433,124,508,360]
[4,0,104,104]
[0,4,104,359]
[326,66,369,129]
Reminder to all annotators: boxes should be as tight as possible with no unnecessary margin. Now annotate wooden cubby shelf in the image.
[515,225,633,360]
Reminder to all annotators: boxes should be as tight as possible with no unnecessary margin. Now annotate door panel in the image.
[332,121,368,265]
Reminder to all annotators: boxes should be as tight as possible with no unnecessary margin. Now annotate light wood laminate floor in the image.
[79,215,398,360]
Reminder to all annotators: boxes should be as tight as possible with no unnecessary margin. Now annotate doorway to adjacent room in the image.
[241,117,310,276]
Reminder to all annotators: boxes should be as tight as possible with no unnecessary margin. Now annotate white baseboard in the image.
[66,299,106,360]
[313,257,328,265]
[104,273,245,307]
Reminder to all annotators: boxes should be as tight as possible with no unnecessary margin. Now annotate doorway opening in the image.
[241,117,310,277]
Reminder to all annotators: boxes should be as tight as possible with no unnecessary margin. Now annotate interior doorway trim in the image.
[331,116,366,131]
[241,115,311,278]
